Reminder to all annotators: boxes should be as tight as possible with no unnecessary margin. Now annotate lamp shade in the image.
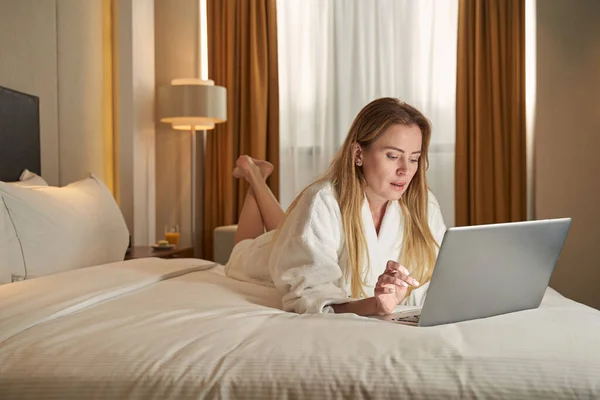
[157,78,227,130]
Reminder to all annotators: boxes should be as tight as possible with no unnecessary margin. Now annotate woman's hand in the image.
[332,261,420,317]
[374,260,419,315]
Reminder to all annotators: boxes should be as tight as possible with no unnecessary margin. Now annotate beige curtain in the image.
[455,0,526,226]
[204,0,280,259]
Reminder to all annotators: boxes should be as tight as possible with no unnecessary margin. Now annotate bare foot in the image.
[233,156,273,180]
[233,155,262,182]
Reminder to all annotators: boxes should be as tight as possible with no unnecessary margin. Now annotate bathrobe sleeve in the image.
[269,184,350,314]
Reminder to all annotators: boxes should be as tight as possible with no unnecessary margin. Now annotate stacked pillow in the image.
[10,169,49,187]
[0,171,129,284]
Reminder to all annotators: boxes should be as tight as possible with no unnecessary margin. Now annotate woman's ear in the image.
[352,142,363,167]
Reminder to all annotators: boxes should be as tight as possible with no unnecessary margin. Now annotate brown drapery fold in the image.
[455,0,526,226]
[204,0,280,259]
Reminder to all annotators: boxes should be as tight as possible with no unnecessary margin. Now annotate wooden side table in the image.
[124,246,195,260]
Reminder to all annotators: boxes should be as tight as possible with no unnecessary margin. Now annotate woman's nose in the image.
[396,161,408,175]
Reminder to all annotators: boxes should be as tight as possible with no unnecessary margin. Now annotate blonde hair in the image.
[279,98,439,298]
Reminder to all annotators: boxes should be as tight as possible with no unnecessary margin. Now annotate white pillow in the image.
[0,199,14,283]
[0,175,129,282]
[3,169,49,188]
[0,169,48,285]
[0,170,48,283]
[17,169,48,187]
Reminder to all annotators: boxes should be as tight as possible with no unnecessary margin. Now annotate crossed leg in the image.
[233,156,285,245]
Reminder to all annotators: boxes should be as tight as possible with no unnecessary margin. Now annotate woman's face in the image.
[354,124,422,205]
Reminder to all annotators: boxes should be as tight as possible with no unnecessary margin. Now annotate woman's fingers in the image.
[379,274,408,288]
[379,273,419,288]
[384,261,419,286]
[375,284,396,295]
[386,260,410,276]
[377,272,407,286]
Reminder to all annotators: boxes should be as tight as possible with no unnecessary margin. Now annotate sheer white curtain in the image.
[277,0,458,227]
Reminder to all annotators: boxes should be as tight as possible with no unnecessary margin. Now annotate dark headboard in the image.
[0,86,41,182]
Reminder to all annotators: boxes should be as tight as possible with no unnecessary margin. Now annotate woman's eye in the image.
[387,154,398,160]
[410,159,419,164]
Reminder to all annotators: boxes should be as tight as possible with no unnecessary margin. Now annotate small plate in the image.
[152,244,175,250]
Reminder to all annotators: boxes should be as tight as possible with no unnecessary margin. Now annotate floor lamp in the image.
[157,78,227,258]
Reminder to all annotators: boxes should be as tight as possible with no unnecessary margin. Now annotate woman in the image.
[225,98,446,316]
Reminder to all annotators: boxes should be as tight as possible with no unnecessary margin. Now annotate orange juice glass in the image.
[165,232,180,246]
[164,225,180,246]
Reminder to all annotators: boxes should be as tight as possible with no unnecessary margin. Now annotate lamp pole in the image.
[191,126,197,257]
[191,125,206,259]
[157,79,226,260]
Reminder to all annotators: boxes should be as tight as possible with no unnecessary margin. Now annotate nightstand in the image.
[124,246,195,260]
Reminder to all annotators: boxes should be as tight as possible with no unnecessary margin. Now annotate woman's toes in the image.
[253,159,274,178]
[232,167,243,179]
[236,155,252,171]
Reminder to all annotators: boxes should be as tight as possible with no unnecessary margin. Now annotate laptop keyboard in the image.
[392,314,420,324]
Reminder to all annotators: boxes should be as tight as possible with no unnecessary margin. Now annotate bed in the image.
[1,86,600,399]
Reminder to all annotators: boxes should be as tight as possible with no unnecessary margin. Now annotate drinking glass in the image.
[164,224,180,246]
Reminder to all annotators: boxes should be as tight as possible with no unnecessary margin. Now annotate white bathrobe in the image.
[225,180,447,314]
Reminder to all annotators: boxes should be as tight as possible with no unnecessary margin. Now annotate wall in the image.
[154,0,201,250]
[0,0,60,186]
[535,0,600,309]
[116,0,156,245]
[0,0,112,188]
[0,0,156,245]
[57,0,114,188]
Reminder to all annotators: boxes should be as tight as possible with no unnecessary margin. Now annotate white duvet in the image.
[1,258,600,399]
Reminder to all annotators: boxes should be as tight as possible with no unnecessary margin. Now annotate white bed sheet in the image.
[1,258,600,399]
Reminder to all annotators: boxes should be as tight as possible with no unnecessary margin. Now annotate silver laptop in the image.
[379,218,572,327]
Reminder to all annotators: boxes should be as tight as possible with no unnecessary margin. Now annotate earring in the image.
[356,160,362,166]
